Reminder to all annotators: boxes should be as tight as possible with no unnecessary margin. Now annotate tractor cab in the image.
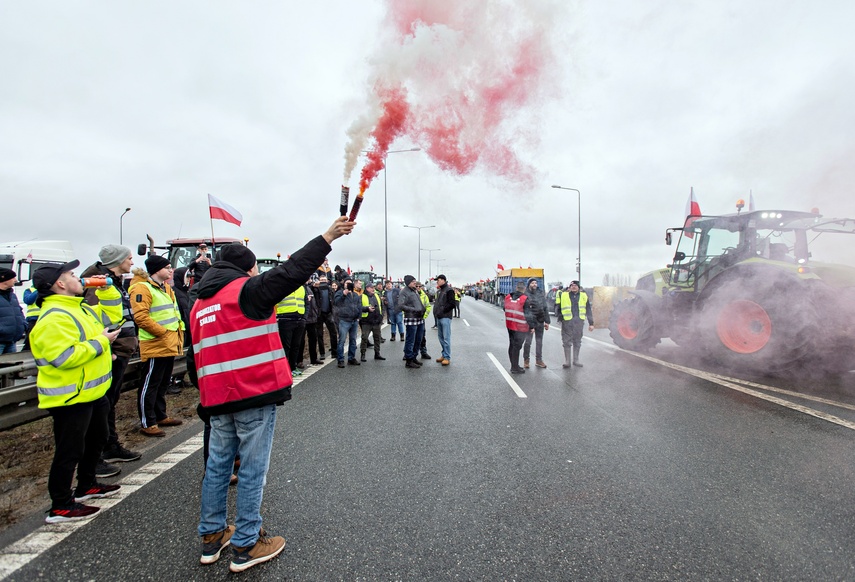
[666,210,819,293]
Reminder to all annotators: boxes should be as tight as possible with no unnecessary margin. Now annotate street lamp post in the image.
[551,185,582,283]
[120,207,131,244]
[381,148,420,281]
[403,224,435,281]
[421,248,441,279]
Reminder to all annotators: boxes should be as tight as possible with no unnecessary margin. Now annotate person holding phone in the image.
[333,277,362,368]
[190,243,212,283]
[82,245,142,471]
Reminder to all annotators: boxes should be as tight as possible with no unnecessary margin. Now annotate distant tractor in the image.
[608,206,855,374]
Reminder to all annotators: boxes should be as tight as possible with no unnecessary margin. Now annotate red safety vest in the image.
[191,279,293,408]
[504,294,530,332]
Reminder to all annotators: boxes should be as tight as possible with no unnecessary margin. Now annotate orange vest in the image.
[191,279,293,408]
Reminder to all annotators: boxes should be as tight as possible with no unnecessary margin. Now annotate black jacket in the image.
[523,282,551,326]
[433,283,457,319]
[190,235,331,416]
[334,288,362,321]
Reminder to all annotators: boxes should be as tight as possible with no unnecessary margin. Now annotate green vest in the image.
[558,291,588,321]
[31,295,112,409]
[276,286,306,315]
[132,281,182,341]
[361,292,382,318]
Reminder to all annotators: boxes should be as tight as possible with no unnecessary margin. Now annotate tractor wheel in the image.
[698,278,817,374]
[609,296,661,352]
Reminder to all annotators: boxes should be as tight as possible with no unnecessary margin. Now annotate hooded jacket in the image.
[523,278,551,326]
[190,234,331,416]
[129,268,184,360]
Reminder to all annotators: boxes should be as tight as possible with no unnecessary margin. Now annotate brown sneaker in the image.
[200,525,235,564]
[535,360,547,368]
[157,417,183,427]
[229,532,286,572]
[440,358,450,365]
[140,426,166,437]
[436,357,444,362]
[524,359,530,369]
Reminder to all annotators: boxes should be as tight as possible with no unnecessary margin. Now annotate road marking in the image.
[487,352,527,398]
[0,357,327,580]
[0,435,204,580]
[586,338,855,432]
[463,319,470,326]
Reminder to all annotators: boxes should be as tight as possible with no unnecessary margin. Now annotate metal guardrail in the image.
[0,352,187,431]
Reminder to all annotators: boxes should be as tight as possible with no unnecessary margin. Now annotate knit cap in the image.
[99,244,132,269]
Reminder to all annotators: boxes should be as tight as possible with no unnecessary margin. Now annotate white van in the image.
[0,240,76,304]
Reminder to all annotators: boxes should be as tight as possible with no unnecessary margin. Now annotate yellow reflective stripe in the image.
[38,384,77,396]
[196,349,286,378]
[193,323,279,353]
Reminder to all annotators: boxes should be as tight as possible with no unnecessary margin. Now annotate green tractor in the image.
[608,206,855,374]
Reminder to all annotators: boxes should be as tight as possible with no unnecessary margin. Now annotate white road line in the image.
[586,337,855,432]
[487,352,527,398]
[0,358,329,580]
[0,435,204,580]
[463,319,470,327]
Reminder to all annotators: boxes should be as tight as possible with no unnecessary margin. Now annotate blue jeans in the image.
[0,342,17,354]
[403,323,424,360]
[389,312,404,337]
[337,319,359,362]
[436,317,451,359]
[199,404,277,548]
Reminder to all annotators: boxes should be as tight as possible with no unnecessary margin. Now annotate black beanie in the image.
[217,244,257,272]
[145,255,170,275]
[404,275,415,286]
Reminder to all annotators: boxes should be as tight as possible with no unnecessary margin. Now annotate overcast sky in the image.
[2,0,854,288]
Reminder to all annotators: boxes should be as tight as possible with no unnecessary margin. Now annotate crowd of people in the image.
[0,222,599,573]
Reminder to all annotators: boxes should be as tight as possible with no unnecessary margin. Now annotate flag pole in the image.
[208,194,216,249]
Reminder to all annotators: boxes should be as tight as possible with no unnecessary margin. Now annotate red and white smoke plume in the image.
[343,0,562,206]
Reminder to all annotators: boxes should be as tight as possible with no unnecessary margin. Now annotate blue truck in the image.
[494,268,545,304]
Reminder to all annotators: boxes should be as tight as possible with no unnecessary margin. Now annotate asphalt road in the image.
[2,298,854,580]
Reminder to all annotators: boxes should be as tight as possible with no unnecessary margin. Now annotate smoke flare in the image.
[343,0,561,196]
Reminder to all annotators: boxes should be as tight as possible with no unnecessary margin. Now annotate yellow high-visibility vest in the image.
[31,295,112,409]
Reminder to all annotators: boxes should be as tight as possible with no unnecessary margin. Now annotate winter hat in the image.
[217,244,257,272]
[436,274,447,282]
[570,280,580,287]
[99,244,132,269]
[527,278,537,286]
[404,275,416,286]
[0,268,15,283]
[172,267,189,290]
[145,255,171,275]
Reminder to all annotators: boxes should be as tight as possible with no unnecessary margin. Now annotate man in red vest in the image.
[192,216,354,573]
[504,281,532,374]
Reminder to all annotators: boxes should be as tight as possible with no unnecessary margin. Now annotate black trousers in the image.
[48,396,109,507]
[306,322,321,362]
[138,357,174,428]
[278,319,306,369]
[317,311,338,358]
[507,329,527,368]
[105,355,130,447]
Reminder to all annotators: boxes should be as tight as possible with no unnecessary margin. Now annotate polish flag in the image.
[497,262,505,271]
[684,187,702,238]
[208,194,243,226]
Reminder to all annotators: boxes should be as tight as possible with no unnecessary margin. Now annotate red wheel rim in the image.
[617,310,638,339]
[716,299,772,354]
